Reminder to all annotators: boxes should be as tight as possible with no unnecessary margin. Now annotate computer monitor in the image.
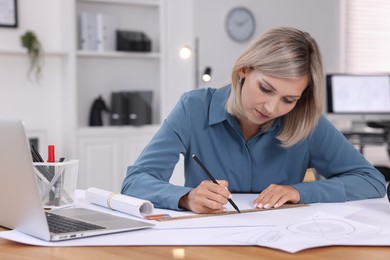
[326,74,390,114]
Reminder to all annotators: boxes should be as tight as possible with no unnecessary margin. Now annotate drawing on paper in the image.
[287,219,356,237]
[246,218,357,245]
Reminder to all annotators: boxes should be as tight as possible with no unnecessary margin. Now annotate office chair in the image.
[366,121,390,181]
[314,121,390,183]
[388,182,390,202]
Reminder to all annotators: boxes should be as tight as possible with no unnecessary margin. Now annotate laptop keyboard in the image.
[46,212,106,234]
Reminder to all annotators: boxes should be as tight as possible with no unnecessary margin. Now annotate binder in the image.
[110,92,127,126]
[125,91,152,126]
[79,12,97,51]
[109,91,153,126]
[96,13,116,52]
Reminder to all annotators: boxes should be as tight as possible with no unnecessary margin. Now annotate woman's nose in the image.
[264,98,278,114]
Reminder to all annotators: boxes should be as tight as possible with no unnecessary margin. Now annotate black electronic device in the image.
[116,30,151,52]
[326,74,390,114]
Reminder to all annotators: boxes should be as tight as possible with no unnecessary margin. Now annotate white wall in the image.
[0,0,69,157]
[0,0,63,49]
[194,0,342,88]
[162,0,195,118]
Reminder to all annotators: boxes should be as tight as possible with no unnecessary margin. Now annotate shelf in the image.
[0,48,68,56]
[76,124,161,136]
[77,50,160,59]
[77,0,160,7]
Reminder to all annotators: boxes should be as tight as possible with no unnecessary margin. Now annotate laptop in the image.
[0,119,154,241]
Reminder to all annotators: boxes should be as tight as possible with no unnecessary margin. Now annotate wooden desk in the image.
[1,226,389,259]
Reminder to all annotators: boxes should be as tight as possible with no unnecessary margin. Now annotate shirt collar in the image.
[209,85,231,126]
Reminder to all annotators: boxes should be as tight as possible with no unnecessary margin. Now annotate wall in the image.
[0,0,63,49]
[0,0,69,157]
[194,0,342,88]
[162,0,195,118]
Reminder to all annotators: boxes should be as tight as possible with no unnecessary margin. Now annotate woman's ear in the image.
[239,67,251,78]
[238,67,247,79]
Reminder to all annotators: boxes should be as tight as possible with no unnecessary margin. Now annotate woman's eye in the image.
[260,85,272,93]
[283,98,295,104]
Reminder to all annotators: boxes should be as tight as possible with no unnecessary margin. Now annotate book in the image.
[96,13,116,52]
[85,187,154,219]
[79,12,97,51]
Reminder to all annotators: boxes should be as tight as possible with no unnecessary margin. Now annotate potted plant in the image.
[21,31,44,82]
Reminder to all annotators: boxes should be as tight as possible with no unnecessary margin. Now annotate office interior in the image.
[1,0,389,192]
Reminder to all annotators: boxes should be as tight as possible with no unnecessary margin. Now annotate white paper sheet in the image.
[1,191,390,250]
[85,187,153,218]
[0,227,252,247]
[231,211,390,253]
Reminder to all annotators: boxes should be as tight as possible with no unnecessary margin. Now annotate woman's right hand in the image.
[179,180,232,213]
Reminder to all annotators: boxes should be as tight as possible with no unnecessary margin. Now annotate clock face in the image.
[225,7,256,43]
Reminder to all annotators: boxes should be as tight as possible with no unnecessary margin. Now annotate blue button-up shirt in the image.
[121,85,386,210]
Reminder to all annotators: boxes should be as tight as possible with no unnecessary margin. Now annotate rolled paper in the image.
[85,187,154,219]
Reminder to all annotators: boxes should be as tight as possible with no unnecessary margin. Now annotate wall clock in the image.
[225,7,256,43]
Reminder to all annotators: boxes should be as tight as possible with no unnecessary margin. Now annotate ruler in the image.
[157,203,308,222]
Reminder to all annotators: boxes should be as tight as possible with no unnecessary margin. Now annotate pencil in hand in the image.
[192,154,241,213]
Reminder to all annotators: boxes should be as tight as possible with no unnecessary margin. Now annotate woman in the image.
[121,27,386,213]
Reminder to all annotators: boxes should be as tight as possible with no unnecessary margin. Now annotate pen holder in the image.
[33,160,79,208]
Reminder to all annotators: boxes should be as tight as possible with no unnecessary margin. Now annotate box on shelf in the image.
[116,30,152,52]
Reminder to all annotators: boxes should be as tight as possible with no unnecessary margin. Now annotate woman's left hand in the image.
[253,184,300,209]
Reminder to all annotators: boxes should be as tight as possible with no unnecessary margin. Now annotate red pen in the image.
[47,145,55,162]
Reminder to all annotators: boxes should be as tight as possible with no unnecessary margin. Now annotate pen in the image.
[192,154,241,213]
[56,157,66,205]
[30,144,45,162]
[31,144,53,182]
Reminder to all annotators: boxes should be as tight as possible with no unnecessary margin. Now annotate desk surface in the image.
[2,191,390,258]
[1,226,390,259]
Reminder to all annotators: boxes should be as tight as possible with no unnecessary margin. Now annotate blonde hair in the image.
[226,27,325,148]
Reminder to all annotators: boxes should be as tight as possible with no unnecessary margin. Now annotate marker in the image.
[192,154,241,213]
[47,145,55,162]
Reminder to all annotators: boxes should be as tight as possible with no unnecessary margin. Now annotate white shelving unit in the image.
[73,0,166,191]
[68,0,195,192]
[75,0,164,128]
[77,50,160,59]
